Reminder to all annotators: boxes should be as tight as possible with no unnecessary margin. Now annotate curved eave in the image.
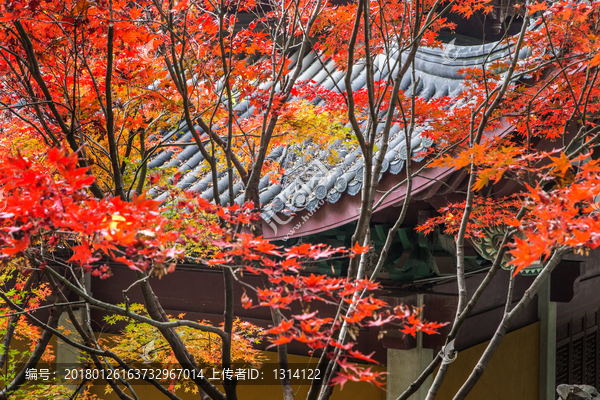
[262,122,514,240]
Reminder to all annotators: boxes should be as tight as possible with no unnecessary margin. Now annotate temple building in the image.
[83,3,600,399]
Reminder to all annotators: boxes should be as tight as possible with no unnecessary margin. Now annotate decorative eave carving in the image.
[469,225,543,275]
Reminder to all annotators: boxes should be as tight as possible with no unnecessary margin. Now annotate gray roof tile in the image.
[147,39,527,222]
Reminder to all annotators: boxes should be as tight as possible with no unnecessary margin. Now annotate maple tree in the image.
[0,0,598,399]
[0,147,444,399]
[409,2,600,399]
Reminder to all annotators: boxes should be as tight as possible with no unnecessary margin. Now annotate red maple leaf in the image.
[267,319,294,335]
[68,241,97,264]
[348,350,379,364]
[350,242,370,257]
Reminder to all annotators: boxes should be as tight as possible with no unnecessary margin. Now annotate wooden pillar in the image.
[387,294,433,400]
[56,307,84,387]
[539,276,557,400]
[56,273,90,392]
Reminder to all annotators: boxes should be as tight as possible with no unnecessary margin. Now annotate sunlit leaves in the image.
[431,139,526,191]
[0,147,188,277]
[417,195,522,238]
[508,161,600,273]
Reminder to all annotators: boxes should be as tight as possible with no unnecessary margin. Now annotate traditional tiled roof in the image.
[148,39,530,221]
